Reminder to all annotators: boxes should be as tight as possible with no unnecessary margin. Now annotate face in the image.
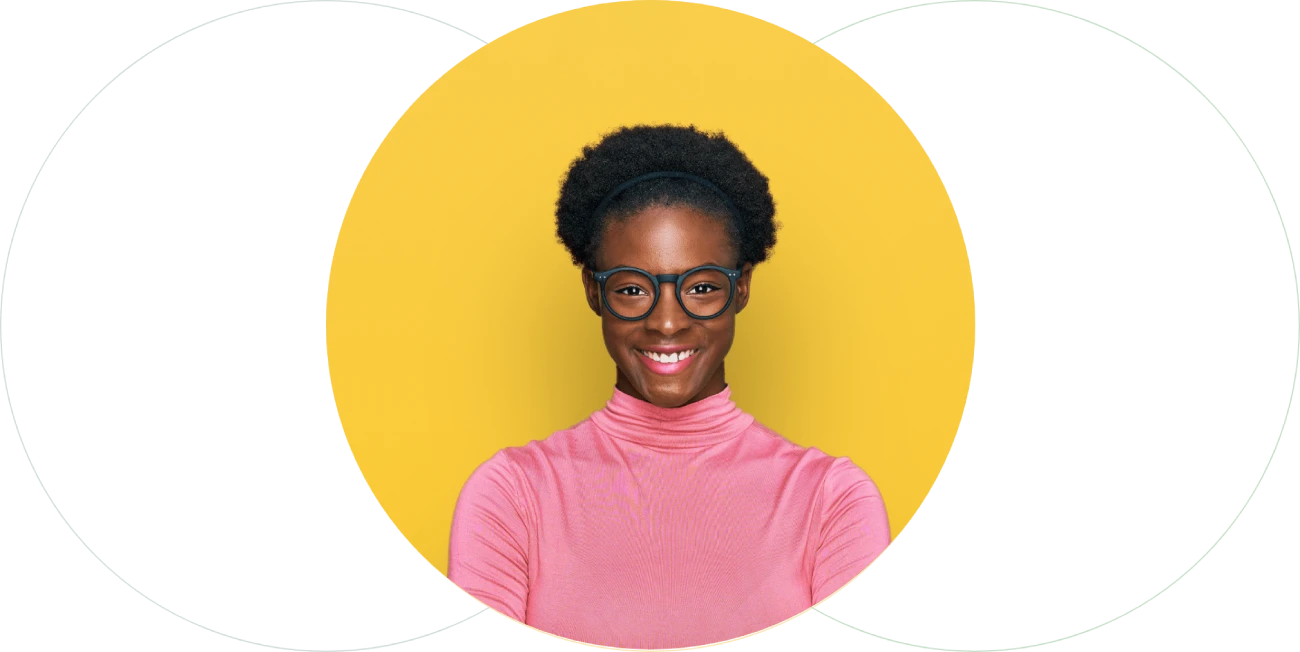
[582,204,754,408]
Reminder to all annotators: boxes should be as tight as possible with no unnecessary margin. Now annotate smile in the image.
[636,348,700,374]
[634,348,696,363]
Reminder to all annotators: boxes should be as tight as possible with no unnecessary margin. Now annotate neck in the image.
[615,363,727,408]
[591,381,753,450]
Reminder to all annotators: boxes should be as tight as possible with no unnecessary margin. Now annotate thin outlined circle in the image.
[6,2,488,649]
[5,1,1289,652]
[800,2,1289,646]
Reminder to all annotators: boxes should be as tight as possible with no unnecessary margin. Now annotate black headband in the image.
[592,171,741,222]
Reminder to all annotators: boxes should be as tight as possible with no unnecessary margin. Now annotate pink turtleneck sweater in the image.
[448,386,890,649]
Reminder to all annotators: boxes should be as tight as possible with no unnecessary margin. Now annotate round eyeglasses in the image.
[592,265,743,321]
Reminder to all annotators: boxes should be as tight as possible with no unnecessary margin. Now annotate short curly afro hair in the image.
[556,124,778,270]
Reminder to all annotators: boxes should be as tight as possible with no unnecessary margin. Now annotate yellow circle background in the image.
[327,1,973,575]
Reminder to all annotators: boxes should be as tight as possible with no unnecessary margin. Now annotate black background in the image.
[7,2,1289,649]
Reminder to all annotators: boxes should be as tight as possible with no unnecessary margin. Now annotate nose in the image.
[644,281,690,336]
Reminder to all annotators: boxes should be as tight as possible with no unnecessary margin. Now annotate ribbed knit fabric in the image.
[448,386,890,649]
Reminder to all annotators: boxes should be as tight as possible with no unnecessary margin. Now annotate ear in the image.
[734,263,754,314]
[581,267,602,316]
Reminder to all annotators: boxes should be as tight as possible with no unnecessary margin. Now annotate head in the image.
[556,125,778,408]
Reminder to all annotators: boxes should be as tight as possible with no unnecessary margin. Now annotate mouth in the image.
[635,347,700,375]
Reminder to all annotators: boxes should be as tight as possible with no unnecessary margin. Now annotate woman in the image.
[448,125,890,649]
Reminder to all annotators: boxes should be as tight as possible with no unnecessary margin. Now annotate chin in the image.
[646,392,690,409]
[638,379,700,408]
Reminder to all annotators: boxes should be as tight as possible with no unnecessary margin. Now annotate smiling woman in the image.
[447,125,891,649]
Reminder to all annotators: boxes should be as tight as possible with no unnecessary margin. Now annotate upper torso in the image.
[448,387,890,649]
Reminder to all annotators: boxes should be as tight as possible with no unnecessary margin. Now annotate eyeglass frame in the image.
[591,264,745,321]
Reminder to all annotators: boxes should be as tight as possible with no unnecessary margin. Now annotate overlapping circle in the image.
[7,2,1289,649]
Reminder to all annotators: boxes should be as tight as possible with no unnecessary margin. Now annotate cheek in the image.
[701,321,737,360]
[601,320,637,356]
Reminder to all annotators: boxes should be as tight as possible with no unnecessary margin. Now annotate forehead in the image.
[595,205,736,273]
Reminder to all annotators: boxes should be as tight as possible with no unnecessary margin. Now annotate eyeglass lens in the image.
[603,268,732,320]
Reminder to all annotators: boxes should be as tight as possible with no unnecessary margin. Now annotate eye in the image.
[685,283,721,295]
[614,286,650,296]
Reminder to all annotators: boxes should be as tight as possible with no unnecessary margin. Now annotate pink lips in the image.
[636,349,698,375]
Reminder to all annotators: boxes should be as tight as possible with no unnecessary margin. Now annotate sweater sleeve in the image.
[447,450,531,622]
[810,457,891,603]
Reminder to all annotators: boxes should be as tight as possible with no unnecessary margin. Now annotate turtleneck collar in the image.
[588,385,755,450]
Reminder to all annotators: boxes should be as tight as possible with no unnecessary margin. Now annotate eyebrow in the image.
[604,261,732,272]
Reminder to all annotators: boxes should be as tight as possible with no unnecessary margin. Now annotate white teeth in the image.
[642,349,696,363]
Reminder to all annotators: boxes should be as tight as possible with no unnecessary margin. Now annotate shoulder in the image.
[813,455,889,547]
[743,420,884,500]
[461,418,600,487]
[457,447,527,507]
[819,456,883,502]
[741,419,851,469]
[742,419,823,455]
